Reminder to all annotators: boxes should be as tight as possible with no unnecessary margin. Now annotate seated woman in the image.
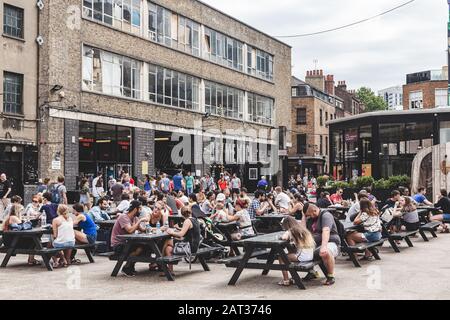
[148,201,169,227]
[2,204,40,265]
[288,193,304,220]
[278,216,315,286]
[346,198,382,261]
[220,200,255,240]
[72,203,97,245]
[210,202,229,223]
[164,206,201,276]
[430,189,450,233]
[23,195,42,222]
[51,204,76,268]
[395,196,420,232]
[201,192,215,215]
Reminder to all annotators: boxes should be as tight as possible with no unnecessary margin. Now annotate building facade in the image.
[289,74,343,177]
[1,0,39,200]
[335,81,364,117]
[402,67,448,110]
[36,0,291,192]
[328,108,450,181]
[378,85,403,110]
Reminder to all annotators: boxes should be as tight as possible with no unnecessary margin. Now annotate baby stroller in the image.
[183,206,228,263]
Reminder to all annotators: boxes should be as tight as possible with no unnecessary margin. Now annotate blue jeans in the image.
[186,187,193,195]
[54,241,75,248]
[363,231,381,242]
[443,213,450,220]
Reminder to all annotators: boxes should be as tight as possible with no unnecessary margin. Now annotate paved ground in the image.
[0,233,449,300]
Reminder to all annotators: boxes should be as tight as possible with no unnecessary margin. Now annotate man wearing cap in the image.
[110,200,148,277]
[301,202,340,286]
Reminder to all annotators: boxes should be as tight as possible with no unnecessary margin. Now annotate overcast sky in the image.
[201,0,448,92]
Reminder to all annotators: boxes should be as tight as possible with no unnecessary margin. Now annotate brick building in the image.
[32,0,292,192]
[289,74,343,177]
[0,0,39,201]
[335,81,364,117]
[402,67,448,110]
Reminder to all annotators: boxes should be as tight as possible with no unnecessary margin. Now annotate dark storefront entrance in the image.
[78,122,132,186]
[0,144,38,198]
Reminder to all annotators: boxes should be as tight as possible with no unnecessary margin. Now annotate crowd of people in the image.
[0,169,450,286]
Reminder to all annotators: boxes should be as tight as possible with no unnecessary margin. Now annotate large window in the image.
[148,2,200,56]
[83,0,141,33]
[204,27,243,72]
[205,81,244,120]
[148,65,200,110]
[435,89,448,107]
[409,90,423,109]
[3,71,23,114]
[247,93,274,125]
[296,108,306,125]
[83,46,141,99]
[247,45,273,81]
[3,4,23,39]
[297,134,307,154]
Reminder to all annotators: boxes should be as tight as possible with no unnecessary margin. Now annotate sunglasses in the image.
[32,200,39,203]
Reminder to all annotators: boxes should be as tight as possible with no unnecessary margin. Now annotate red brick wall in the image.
[402,80,447,110]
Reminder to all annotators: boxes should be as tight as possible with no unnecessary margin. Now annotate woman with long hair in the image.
[346,198,382,261]
[79,177,91,210]
[278,216,316,286]
[51,204,76,267]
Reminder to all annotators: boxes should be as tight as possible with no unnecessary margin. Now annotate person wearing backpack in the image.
[301,202,341,286]
[52,176,67,205]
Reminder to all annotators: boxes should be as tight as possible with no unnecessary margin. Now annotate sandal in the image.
[277,279,291,286]
[323,277,335,286]
[27,259,41,266]
[359,255,374,261]
[71,259,81,265]
[149,264,159,271]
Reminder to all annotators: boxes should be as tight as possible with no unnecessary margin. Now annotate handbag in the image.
[173,241,192,269]
[380,207,394,223]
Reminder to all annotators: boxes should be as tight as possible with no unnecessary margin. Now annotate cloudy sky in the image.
[201,0,448,92]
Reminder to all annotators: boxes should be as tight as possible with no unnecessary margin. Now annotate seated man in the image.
[274,186,291,214]
[248,191,269,219]
[330,188,344,205]
[113,193,131,215]
[111,200,148,276]
[88,197,111,222]
[301,202,341,286]
[413,187,433,206]
[430,188,450,233]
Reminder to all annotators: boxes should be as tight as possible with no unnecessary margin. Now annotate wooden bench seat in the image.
[419,222,441,241]
[218,249,270,264]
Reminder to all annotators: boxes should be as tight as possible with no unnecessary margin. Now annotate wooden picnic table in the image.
[110,232,175,280]
[96,220,116,253]
[226,231,324,289]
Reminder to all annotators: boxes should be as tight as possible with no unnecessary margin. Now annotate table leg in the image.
[198,255,210,272]
[1,236,19,268]
[111,242,131,277]
[31,235,53,270]
[228,245,255,286]
[276,247,305,290]
[262,248,277,276]
[150,241,174,281]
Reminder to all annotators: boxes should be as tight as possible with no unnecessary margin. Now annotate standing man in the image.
[257,176,268,192]
[184,172,194,196]
[52,176,68,205]
[0,173,12,219]
[159,173,170,194]
[230,173,241,200]
[172,171,183,193]
[91,172,104,206]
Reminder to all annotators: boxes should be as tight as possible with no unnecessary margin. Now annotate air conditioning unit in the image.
[36,35,44,46]
[36,0,44,10]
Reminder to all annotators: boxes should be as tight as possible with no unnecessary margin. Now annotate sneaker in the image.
[302,271,319,281]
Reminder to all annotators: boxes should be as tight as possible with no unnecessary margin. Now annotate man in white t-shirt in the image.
[274,186,291,213]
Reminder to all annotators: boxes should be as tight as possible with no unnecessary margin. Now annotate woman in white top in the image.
[52,204,75,267]
[278,216,315,286]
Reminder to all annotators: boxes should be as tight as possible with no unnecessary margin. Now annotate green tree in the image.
[356,87,388,113]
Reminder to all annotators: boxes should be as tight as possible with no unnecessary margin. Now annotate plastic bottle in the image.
[156,221,161,234]
[40,213,46,227]
[146,224,151,234]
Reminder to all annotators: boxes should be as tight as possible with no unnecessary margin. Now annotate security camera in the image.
[36,35,44,46]
[36,0,44,10]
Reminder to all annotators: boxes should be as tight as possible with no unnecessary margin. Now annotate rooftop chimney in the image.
[325,74,335,96]
[305,69,325,91]
[337,80,347,91]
